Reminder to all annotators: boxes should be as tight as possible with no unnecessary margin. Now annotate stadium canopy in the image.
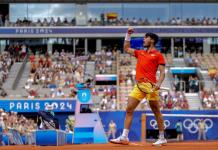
[0,0,217,3]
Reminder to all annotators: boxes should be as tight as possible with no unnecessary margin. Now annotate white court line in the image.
[146,113,218,118]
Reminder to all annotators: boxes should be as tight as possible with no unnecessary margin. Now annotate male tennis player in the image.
[110,27,167,146]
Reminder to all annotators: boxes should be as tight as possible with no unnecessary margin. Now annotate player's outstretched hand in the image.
[127,27,134,34]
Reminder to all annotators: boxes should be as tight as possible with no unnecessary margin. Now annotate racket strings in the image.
[136,82,154,94]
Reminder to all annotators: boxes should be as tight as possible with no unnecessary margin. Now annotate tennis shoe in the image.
[152,138,167,146]
[110,136,129,145]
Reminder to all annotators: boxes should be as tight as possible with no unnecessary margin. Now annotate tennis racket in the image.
[136,77,170,94]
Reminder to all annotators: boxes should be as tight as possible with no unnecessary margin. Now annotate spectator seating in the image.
[2,16,218,27]
[90,48,117,74]
[200,89,218,109]
[26,51,85,98]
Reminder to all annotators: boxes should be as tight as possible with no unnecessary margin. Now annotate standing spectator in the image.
[173,75,180,91]
[29,53,35,63]
[100,96,108,110]
[212,17,217,25]
[21,44,27,60]
[194,77,199,92]
[198,119,206,141]
[42,18,48,26]
[65,116,75,133]
[14,43,20,62]
[189,76,198,92]
[176,17,182,25]
[0,110,15,145]
[214,71,218,90]
[50,17,55,26]
[107,120,117,139]
[56,17,62,26]
[175,120,184,141]
[36,19,42,26]
[0,13,3,26]
[4,15,9,27]
[170,17,176,25]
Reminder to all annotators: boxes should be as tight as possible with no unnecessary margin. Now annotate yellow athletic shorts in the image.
[129,82,160,101]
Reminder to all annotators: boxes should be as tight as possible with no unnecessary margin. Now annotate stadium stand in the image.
[1,1,218,147]
[1,16,218,27]
[200,89,218,109]
[26,51,85,99]
[0,108,36,145]
[91,47,117,74]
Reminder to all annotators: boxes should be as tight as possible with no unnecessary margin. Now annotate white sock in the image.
[121,129,129,138]
[159,131,165,139]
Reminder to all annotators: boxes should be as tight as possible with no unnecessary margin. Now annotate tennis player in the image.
[110,27,167,146]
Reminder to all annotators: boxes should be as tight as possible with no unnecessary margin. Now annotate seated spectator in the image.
[200,89,217,109]
[208,67,217,79]
[69,89,77,98]
[106,59,112,67]
[56,88,65,98]
[24,83,31,91]
[159,90,189,110]
[74,65,84,83]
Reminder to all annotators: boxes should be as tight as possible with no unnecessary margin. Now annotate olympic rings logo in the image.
[150,119,170,129]
[183,119,213,134]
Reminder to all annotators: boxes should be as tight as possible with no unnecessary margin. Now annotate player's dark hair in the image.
[145,33,159,45]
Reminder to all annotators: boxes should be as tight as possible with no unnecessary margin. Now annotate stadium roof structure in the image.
[0,0,217,3]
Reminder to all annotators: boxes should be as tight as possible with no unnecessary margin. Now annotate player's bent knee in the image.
[126,96,140,114]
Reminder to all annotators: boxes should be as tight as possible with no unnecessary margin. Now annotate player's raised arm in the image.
[124,27,135,56]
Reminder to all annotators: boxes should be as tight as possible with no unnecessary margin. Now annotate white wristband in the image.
[125,33,131,41]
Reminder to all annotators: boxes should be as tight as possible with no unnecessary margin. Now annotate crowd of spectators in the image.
[2,15,218,27]
[124,89,189,110]
[0,15,76,27]
[184,56,199,67]
[119,55,136,85]
[0,51,16,97]
[4,43,27,62]
[0,42,30,98]
[159,90,189,110]
[184,53,218,70]
[25,50,85,99]
[200,89,218,109]
[0,51,14,84]
[0,109,36,145]
[0,43,216,111]
[92,47,117,74]
[92,85,117,110]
